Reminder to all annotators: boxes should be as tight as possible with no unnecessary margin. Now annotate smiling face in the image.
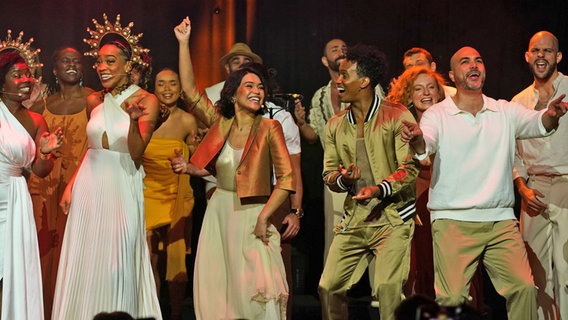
[323,39,347,72]
[1,61,34,102]
[525,32,561,81]
[412,73,441,113]
[336,59,365,103]
[94,43,130,89]
[54,48,83,86]
[234,72,265,114]
[154,69,181,107]
[449,46,485,92]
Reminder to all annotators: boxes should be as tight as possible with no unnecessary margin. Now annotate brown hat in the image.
[219,43,263,66]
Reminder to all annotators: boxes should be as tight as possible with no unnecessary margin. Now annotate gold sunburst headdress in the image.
[0,29,43,77]
[83,13,150,68]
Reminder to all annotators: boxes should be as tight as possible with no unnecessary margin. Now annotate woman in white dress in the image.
[53,23,162,319]
[170,23,295,316]
[0,50,62,320]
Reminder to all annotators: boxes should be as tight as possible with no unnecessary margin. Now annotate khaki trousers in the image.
[521,175,568,320]
[323,186,345,264]
[432,219,537,320]
[318,217,413,320]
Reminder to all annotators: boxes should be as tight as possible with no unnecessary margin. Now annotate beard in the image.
[529,60,557,81]
[327,56,345,72]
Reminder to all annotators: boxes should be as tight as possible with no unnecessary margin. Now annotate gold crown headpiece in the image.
[0,29,43,75]
[83,13,150,68]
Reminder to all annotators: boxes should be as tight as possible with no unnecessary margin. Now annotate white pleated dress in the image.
[52,86,161,320]
[193,141,288,320]
[0,101,44,320]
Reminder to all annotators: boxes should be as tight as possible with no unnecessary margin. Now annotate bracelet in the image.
[290,208,304,219]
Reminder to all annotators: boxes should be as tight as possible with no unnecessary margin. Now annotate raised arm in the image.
[174,16,218,127]
[294,99,319,144]
[175,17,197,100]
[125,92,159,163]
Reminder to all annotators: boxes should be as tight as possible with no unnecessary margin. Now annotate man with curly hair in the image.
[318,44,419,320]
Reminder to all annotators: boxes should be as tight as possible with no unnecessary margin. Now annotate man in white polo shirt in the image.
[401,46,568,320]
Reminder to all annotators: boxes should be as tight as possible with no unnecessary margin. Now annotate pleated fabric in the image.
[0,101,44,320]
[52,86,161,320]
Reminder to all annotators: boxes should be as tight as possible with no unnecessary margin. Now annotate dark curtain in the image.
[1,0,567,99]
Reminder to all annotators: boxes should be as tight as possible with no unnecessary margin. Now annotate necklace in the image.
[235,125,251,132]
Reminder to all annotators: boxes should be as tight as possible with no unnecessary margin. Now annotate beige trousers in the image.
[318,216,413,320]
[432,219,537,320]
[521,174,568,320]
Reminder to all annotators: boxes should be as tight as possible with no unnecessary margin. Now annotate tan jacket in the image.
[190,113,295,200]
[323,95,419,226]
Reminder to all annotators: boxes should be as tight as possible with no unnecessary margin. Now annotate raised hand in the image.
[126,94,148,121]
[294,99,307,126]
[40,127,63,154]
[174,16,191,42]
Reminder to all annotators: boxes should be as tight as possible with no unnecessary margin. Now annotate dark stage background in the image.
[1,0,568,100]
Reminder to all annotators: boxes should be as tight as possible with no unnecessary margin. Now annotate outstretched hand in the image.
[547,93,568,118]
[400,119,422,143]
[352,185,379,202]
[401,119,426,154]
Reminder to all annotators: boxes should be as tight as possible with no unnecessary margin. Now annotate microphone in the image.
[272,93,303,101]
[111,74,130,77]
[98,74,130,79]
[0,91,24,97]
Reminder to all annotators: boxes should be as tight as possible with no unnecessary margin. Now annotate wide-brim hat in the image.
[219,42,263,66]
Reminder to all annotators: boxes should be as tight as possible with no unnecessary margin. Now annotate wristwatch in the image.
[290,208,304,219]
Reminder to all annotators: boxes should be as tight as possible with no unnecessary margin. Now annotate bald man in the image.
[513,31,568,319]
[401,46,568,319]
